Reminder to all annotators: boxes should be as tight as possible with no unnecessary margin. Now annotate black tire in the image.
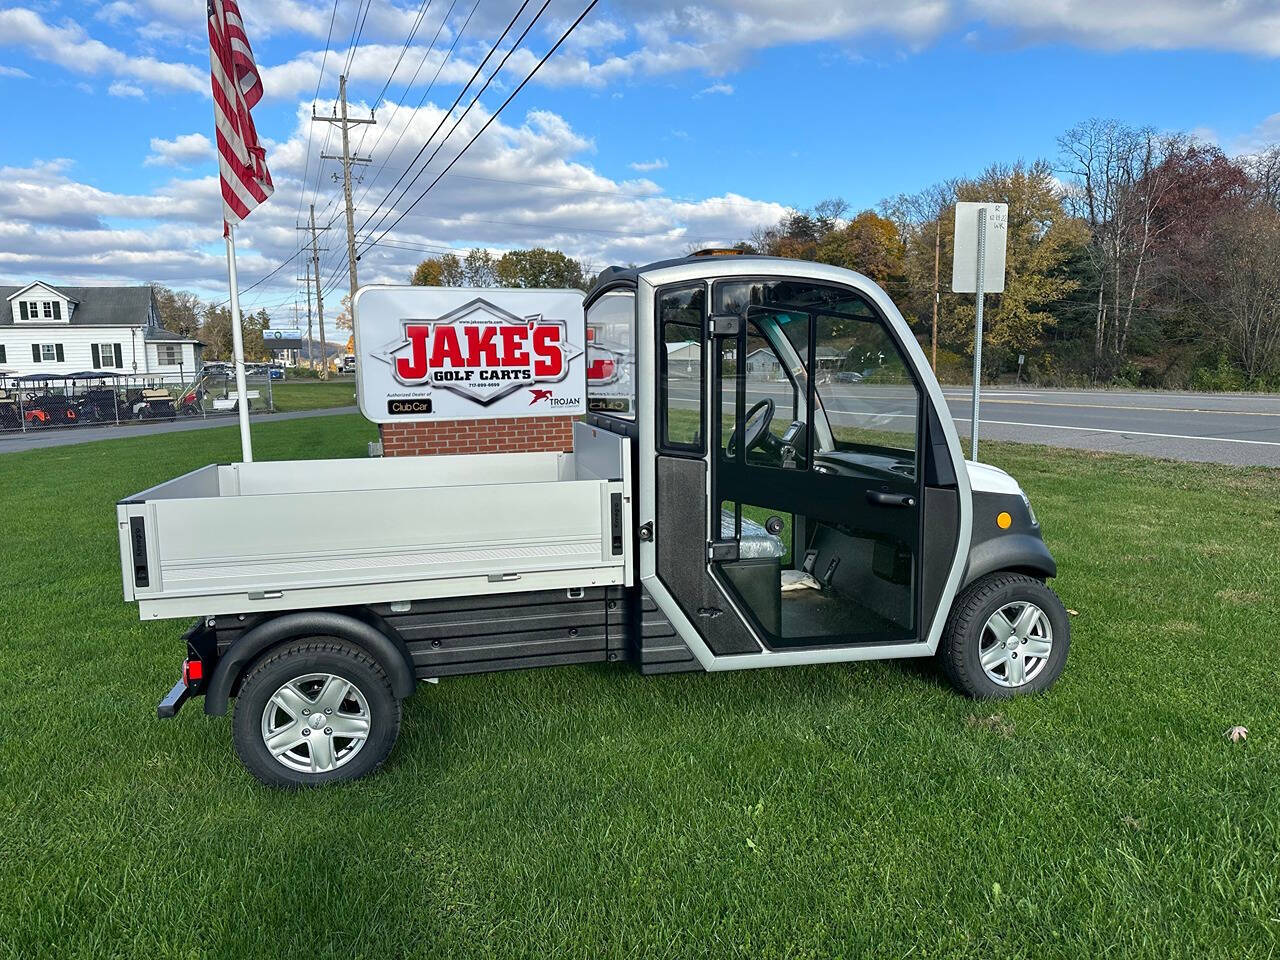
[937,572,1070,699]
[232,639,402,788]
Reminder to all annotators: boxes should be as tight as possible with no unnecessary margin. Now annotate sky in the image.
[0,0,1277,333]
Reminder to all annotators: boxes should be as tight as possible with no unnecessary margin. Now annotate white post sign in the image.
[952,202,1008,460]
[353,286,586,423]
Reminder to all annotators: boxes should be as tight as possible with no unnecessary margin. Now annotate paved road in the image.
[5,387,1279,467]
[940,387,1280,466]
[673,382,1280,467]
[0,406,360,455]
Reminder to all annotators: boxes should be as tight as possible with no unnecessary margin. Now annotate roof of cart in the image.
[585,251,875,306]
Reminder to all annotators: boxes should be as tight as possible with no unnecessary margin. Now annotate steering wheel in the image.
[727,397,775,457]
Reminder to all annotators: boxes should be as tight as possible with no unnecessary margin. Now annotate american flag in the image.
[208,0,273,234]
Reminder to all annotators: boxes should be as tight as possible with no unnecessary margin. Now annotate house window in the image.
[41,344,58,361]
[42,301,54,318]
[96,343,122,368]
[157,344,183,366]
[29,302,42,319]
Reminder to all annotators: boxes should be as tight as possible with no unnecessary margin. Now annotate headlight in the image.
[1020,492,1038,527]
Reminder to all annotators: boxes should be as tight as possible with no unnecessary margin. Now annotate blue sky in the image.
[0,0,1277,327]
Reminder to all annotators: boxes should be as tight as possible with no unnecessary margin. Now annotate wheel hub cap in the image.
[978,601,1053,688]
[260,672,371,774]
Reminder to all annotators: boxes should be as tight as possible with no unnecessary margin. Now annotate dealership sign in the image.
[353,286,586,422]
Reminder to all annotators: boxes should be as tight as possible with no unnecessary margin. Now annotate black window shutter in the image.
[114,344,123,368]
[92,344,101,367]
[0,345,5,363]
[55,344,64,362]
[53,302,62,320]
[32,344,41,362]
[19,301,28,322]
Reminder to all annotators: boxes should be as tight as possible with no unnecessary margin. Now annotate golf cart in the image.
[16,375,80,426]
[117,254,1069,788]
[178,364,260,415]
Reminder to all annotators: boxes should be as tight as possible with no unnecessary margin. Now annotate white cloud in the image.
[145,132,215,166]
[1231,112,1280,157]
[0,8,205,94]
[0,106,788,322]
[629,158,668,171]
[0,65,32,79]
[967,0,1280,57]
[108,81,146,98]
[697,82,734,97]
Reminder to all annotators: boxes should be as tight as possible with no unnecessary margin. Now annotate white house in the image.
[0,282,203,382]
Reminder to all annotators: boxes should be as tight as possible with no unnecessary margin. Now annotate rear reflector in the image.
[183,659,204,684]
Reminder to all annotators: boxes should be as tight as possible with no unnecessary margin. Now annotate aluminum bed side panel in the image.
[227,451,569,496]
[136,478,624,608]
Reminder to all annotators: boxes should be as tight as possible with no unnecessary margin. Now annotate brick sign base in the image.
[380,417,575,457]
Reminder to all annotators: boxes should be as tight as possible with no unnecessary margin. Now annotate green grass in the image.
[268,378,357,412]
[2,417,1278,959]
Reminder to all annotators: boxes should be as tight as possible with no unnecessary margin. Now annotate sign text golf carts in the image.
[353,287,586,422]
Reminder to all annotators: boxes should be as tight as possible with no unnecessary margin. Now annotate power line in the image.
[360,0,602,253]
[353,0,532,240]
[342,0,374,77]
[354,0,437,159]
[351,0,470,201]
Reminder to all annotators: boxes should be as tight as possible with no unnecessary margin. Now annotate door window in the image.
[658,284,705,454]
[711,279,922,648]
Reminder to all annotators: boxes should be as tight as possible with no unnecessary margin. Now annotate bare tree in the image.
[1244,145,1280,211]
[1057,119,1177,374]
[1210,203,1280,380]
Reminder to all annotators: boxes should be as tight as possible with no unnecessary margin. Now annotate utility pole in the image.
[295,268,314,369]
[314,74,374,309]
[931,218,941,373]
[307,205,328,380]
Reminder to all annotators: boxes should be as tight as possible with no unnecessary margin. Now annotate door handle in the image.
[866,490,916,508]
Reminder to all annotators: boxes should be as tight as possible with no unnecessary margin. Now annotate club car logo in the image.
[377,298,582,406]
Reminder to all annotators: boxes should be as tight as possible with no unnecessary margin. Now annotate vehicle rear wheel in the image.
[937,572,1070,699]
[232,639,401,788]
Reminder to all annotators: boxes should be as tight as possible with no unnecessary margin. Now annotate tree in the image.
[1201,202,1280,381]
[1057,119,1179,375]
[461,249,497,287]
[333,294,353,333]
[941,161,1087,378]
[411,253,464,286]
[151,284,203,338]
[814,210,903,284]
[495,248,587,289]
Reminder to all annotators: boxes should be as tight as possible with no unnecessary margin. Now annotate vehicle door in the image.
[641,273,964,662]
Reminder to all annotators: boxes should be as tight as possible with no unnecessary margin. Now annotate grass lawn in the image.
[268,378,357,412]
[2,416,1277,959]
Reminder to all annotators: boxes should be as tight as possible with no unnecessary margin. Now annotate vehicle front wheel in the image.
[937,572,1070,699]
[232,639,402,788]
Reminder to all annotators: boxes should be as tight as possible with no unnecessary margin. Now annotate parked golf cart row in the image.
[0,363,273,432]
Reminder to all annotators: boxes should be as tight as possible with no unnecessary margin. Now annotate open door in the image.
[638,269,966,669]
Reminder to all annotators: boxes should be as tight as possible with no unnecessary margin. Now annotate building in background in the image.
[0,282,202,382]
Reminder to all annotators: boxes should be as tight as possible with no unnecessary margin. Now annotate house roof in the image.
[0,284,154,327]
[5,281,81,303]
[145,327,202,343]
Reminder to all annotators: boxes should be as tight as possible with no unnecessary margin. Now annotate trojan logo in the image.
[379,298,582,406]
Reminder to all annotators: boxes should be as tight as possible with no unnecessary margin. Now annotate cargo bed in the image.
[118,425,632,620]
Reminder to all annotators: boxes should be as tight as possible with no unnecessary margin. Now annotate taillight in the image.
[182,659,204,684]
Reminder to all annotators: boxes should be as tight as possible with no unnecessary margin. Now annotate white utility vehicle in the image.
[118,254,1068,788]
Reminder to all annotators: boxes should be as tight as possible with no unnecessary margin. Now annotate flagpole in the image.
[225,223,254,462]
